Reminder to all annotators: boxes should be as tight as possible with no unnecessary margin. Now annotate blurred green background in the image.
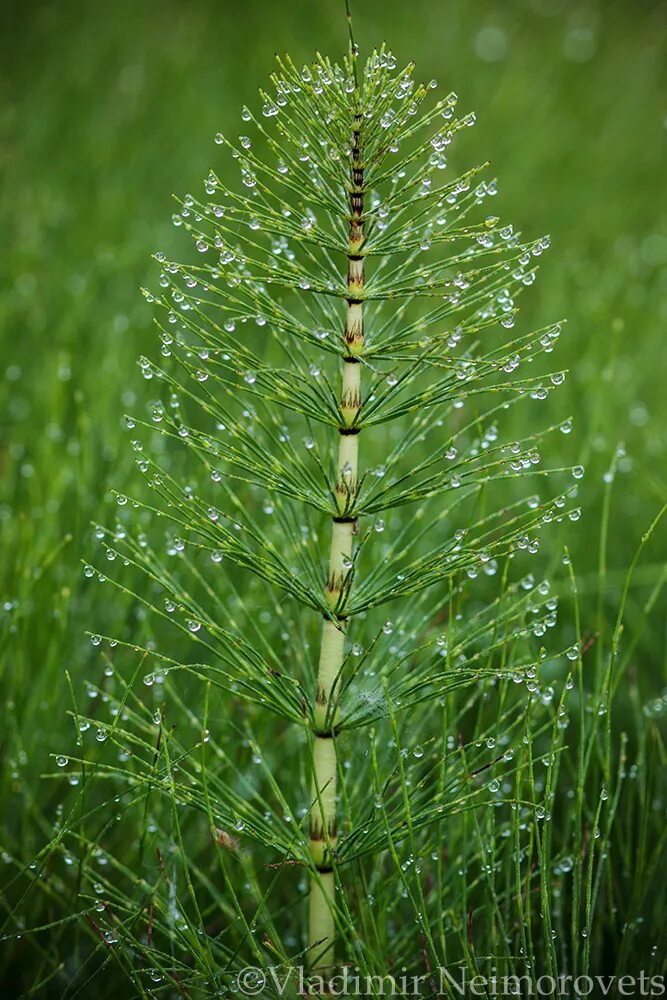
[1,0,666,988]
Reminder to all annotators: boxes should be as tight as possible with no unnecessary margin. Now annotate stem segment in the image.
[308,112,365,973]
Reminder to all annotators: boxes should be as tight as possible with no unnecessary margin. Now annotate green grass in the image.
[1,1,666,996]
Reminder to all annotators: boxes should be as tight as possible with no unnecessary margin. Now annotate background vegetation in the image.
[1,0,666,995]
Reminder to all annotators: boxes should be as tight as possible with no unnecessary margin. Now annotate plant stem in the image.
[308,111,365,973]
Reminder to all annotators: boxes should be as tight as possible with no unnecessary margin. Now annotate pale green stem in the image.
[308,111,365,974]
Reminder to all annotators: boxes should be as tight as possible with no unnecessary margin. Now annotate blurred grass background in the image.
[1,0,666,989]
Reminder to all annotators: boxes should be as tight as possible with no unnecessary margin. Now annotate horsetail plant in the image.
[88,36,581,985]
